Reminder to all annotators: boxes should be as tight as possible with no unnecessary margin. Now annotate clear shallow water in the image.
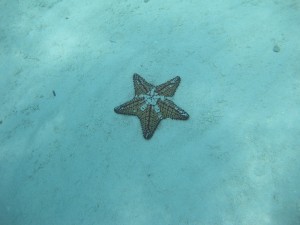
[0,0,300,224]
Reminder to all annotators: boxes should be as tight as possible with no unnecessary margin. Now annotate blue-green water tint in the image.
[0,0,300,224]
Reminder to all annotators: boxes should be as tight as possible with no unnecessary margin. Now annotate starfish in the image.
[114,73,189,139]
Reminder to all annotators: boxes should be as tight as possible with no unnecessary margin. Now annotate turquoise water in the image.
[1,0,300,224]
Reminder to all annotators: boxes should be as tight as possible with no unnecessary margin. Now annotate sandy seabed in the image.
[0,0,300,224]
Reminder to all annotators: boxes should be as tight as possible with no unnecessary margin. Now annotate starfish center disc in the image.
[140,88,165,112]
[145,89,160,105]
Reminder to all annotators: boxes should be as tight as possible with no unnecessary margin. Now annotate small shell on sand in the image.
[273,44,280,53]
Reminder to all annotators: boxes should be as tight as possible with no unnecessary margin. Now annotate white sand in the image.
[1,0,300,224]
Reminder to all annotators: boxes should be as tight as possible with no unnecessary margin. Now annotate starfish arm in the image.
[114,97,145,116]
[155,76,181,97]
[157,99,189,120]
[137,105,162,139]
[133,73,155,96]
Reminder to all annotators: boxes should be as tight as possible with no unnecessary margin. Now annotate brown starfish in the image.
[114,73,189,139]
